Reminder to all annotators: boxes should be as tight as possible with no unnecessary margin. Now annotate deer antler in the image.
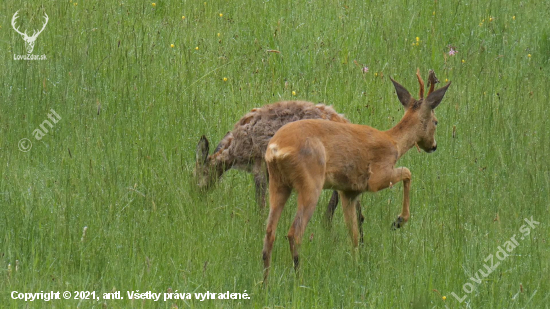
[416,68,425,99]
[11,11,28,37]
[30,13,49,39]
[427,70,440,95]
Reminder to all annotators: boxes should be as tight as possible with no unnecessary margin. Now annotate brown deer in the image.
[194,100,352,214]
[261,70,450,281]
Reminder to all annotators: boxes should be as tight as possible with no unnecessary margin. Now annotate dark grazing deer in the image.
[194,100,352,214]
[261,70,450,282]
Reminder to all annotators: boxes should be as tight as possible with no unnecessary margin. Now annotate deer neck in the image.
[211,153,235,174]
[385,112,421,159]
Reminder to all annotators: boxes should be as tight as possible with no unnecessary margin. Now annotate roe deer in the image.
[194,100,350,213]
[261,70,450,281]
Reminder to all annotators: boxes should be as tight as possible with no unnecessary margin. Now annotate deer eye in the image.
[434,120,438,126]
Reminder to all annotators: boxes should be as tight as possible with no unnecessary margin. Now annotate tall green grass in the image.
[1,0,548,307]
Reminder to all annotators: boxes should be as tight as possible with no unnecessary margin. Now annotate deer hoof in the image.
[391,216,405,230]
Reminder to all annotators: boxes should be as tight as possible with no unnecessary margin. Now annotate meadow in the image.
[1,0,549,308]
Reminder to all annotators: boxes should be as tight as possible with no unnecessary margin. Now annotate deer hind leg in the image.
[253,160,268,209]
[340,192,361,248]
[287,183,322,272]
[262,181,291,283]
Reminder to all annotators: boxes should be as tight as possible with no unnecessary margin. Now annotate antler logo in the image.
[11,10,48,54]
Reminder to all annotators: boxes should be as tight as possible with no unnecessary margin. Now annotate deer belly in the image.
[324,164,371,192]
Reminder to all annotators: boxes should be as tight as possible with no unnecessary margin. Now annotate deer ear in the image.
[426,81,451,109]
[196,136,210,164]
[391,77,413,108]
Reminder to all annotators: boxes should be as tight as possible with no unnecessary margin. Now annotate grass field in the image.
[1,0,549,308]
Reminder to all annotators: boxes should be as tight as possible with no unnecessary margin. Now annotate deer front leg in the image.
[324,191,364,243]
[323,190,339,225]
[253,160,268,209]
[367,167,411,229]
[340,192,361,248]
[390,167,411,229]
[254,173,267,209]
[355,199,364,243]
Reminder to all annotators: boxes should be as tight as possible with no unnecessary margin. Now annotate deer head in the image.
[12,10,49,54]
[194,133,233,190]
[390,69,451,153]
